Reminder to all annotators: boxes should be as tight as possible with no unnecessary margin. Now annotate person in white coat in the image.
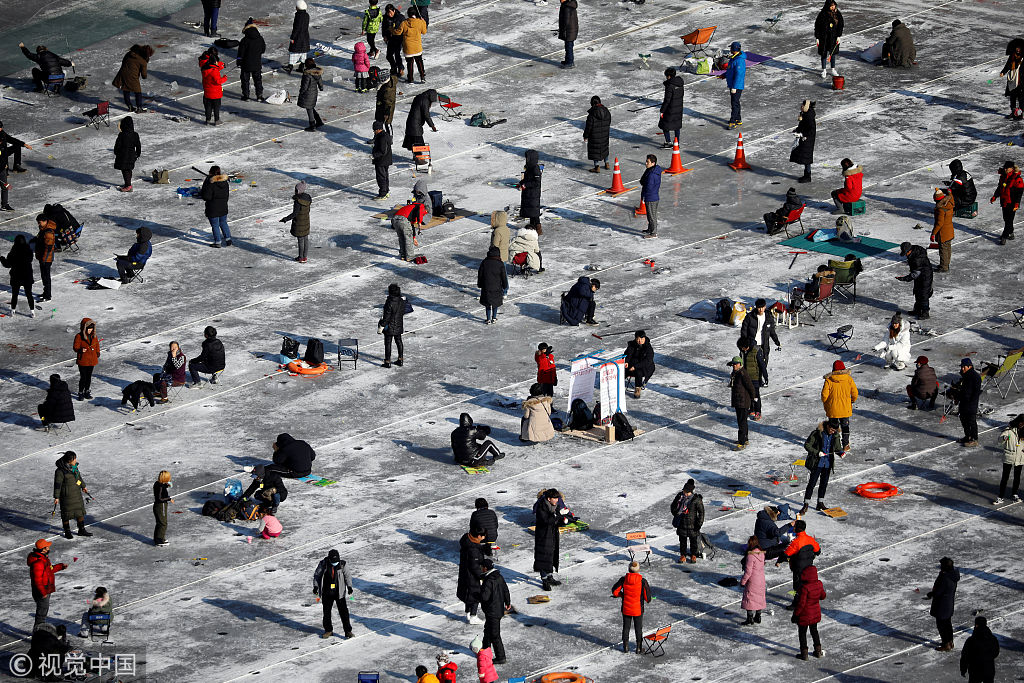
[509,223,543,273]
[873,312,911,370]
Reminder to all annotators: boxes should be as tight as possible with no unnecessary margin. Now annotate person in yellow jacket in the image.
[399,7,427,84]
[820,359,857,451]
[930,187,954,272]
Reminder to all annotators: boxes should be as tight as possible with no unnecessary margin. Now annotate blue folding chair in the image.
[826,325,853,352]
[357,673,379,683]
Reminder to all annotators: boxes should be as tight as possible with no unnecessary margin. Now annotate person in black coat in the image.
[560,276,599,326]
[740,299,782,366]
[402,89,437,152]
[371,120,392,200]
[380,282,406,367]
[471,498,499,556]
[1,122,31,211]
[382,5,406,76]
[518,149,543,227]
[583,96,611,172]
[189,325,226,385]
[200,0,221,37]
[39,374,75,427]
[927,556,960,651]
[1,234,35,316]
[729,355,755,449]
[267,432,316,478]
[557,0,578,68]
[19,43,72,92]
[478,246,508,325]
[960,616,999,683]
[456,529,486,622]
[671,479,705,563]
[479,559,511,664]
[451,413,505,466]
[286,0,311,73]
[764,188,803,235]
[946,159,978,210]
[113,116,141,192]
[814,0,844,78]
[753,505,794,557]
[120,378,156,411]
[790,100,816,182]
[896,242,933,320]
[312,549,354,638]
[659,68,685,148]
[200,165,232,247]
[951,358,982,446]
[533,489,563,590]
[243,464,288,513]
[237,19,267,101]
[624,330,655,397]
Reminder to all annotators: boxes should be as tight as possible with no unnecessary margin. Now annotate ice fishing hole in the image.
[427,514,438,518]
[353,274,360,277]
[387,479,397,482]
[217,632,228,636]
[141,340,151,344]
[879,558,890,562]
[497,490,507,493]
[354,446,363,450]
[180,597,193,601]
[74,586,85,590]
[384,573,395,577]
[343,540,354,544]
[711,203,720,206]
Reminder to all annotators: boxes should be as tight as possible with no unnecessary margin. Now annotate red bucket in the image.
[832,75,845,90]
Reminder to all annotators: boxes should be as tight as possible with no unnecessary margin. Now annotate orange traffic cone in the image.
[664,136,691,175]
[605,158,633,195]
[728,132,751,171]
[634,200,647,216]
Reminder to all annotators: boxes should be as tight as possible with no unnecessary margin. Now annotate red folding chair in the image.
[85,101,111,129]
[437,93,463,121]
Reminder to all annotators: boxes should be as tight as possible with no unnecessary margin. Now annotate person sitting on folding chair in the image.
[611,561,652,654]
[791,264,834,312]
[907,355,938,410]
[624,330,655,398]
[75,587,111,639]
[115,227,152,284]
[508,223,543,274]
[189,326,225,386]
[157,340,187,403]
[763,187,803,235]
[19,43,73,93]
[38,373,75,429]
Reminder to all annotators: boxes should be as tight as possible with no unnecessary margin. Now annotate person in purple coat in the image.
[639,154,662,238]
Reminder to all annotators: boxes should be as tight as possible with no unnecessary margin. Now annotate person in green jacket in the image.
[410,0,431,26]
[280,181,313,263]
[360,0,384,58]
[53,451,92,539]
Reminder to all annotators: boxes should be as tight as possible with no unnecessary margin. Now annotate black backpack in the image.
[568,399,594,431]
[441,199,456,219]
[428,190,445,216]
[716,298,734,324]
[612,412,635,441]
[202,500,224,517]
[281,337,300,359]
[304,338,325,366]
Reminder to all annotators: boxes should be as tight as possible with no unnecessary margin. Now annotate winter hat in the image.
[728,356,743,366]
[35,539,52,551]
[934,187,946,199]
[480,558,494,570]
[730,41,741,52]
[832,360,846,371]
[470,636,483,654]
[388,282,401,296]
[415,666,428,677]
[628,561,640,573]
[295,181,307,195]
[327,548,340,562]
[295,0,307,9]
[892,19,902,27]
[537,342,551,353]
[683,478,696,493]
[915,355,929,365]
[253,464,266,478]
[436,653,450,666]
[940,556,954,570]
[372,120,384,131]
[899,241,913,256]
[634,330,646,339]
[50,373,61,383]
[961,358,973,368]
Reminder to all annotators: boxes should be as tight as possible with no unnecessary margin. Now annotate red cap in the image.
[832,360,846,371]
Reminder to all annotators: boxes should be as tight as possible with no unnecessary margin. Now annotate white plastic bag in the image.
[860,41,884,63]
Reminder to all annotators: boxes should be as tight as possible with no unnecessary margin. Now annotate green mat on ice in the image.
[778,234,901,259]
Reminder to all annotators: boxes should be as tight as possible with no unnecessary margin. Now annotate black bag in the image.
[214,38,240,49]
[716,298,734,323]
[304,338,325,366]
[215,500,241,522]
[441,199,456,219]
[568,399,594,431]
[202,500,225,517]
[611,412,635,441]
[281,337,300,359]
[699,532,716,560]
[428,190,445,216]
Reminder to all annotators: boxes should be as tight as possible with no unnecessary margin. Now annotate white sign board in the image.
[566,356,599,408]
[598,358,627,418]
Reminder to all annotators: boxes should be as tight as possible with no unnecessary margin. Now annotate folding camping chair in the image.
[826,325,853,352]
[828,259,859,302]
[85,101,111,129]
[122,261,146,285]
[641,625,672,657]
[437,93,463,121]
[43,420,73,437]
[56,223,83,253]
[789,277,835,322]
[625,531,651,566]
[357,672,380,683]
[412,145,432,174]
[44,73,65,97]
[509,251,533,278]
[941,383,960,419]
[781,203,806,238]
[680,26,716,58]
[764,11,784,32]
[337,338,359,369]
[730,490,756,511]
[980,348,1023,399]
[637,53,652,69]
[1012,307,1024,329]
[86,613,112,642]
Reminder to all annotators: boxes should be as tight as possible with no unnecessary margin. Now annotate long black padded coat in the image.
[583,104,611,161]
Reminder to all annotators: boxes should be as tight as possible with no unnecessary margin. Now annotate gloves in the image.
[730,88,737,94]
[279,217,287,223]
[926,591,933,599]
[775,345,782,352]
[347,586,353,595]
[559,508,570,515]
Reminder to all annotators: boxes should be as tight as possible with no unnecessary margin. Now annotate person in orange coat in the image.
[820,359,858,450]
[198,47,228,125]
[535,342,556,397]
[73,318,100,400]
[27,539,68,628]
[31,214,56,302]
[611,561,652,653]
[930,187,954,272]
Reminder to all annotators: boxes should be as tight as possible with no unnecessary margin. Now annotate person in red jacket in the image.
[778,520,820,608]
[990,160,1023,244]
[792,565,826,660]
[73,317,100,400]
[435,652,457,683]
[535,342,556,397]
[830,158,863,213]
[27,539,67,628]
[611,561,652,653]
[199,47,228,126]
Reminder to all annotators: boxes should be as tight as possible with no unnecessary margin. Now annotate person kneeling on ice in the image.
[451,413,506,466]
[872,311,911,370]
[313,549,354,639]
[520,383,555,444]
[258,514,282,539]
[267,433,316,478]
[76,587,111,638]
[243,464,288,513]
[764,188,803,235]
[508,222,543,273]
[560,276,600,326]
[38,373,75,428]
[907,355,938,410]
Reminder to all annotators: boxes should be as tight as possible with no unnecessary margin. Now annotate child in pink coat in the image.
[259,514,282,539]
[353,42,371,92]
[471,636,497,683]
[739,536,767,625]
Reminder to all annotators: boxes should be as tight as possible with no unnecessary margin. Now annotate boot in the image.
[622,642,629,653]
[63,521,73,539]
[547,576,562,586]
[344,630,354,639]
[813,646,824,658]
[799,502,809,516]
[740,616,754,626]
[816,501,828,511]
[77,520,93,537]
[321,630,332,638]
[796,647,808,660]
[542,578,552,591]
[754,611,761,624]
[633,385,641,399]
[382,361,392,368]
[907,401,918,410]
[797,174,811,184]
[395,358,403,367]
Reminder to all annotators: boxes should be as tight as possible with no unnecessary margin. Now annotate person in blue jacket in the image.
[723,42,747,128]
[116,227,152,284]
[639,154,662,238]
[560,276,600,326]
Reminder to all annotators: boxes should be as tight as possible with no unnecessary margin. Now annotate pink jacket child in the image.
[740,546,767,615]
[471,637,497,683]
[260,515,282,539]
[353,42,371,73]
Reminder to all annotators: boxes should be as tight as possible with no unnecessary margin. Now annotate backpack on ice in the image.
[281,337,300,359]
[304,338,325,366]
[611,412,635,441]
[151,169,170,184]
[468,112,491,127]
[440,199,456,219]
[428,190,445,216]
[202,500,225,517]
[214,38,240,49]
[716,298,734,324]
[568,398,594,431]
